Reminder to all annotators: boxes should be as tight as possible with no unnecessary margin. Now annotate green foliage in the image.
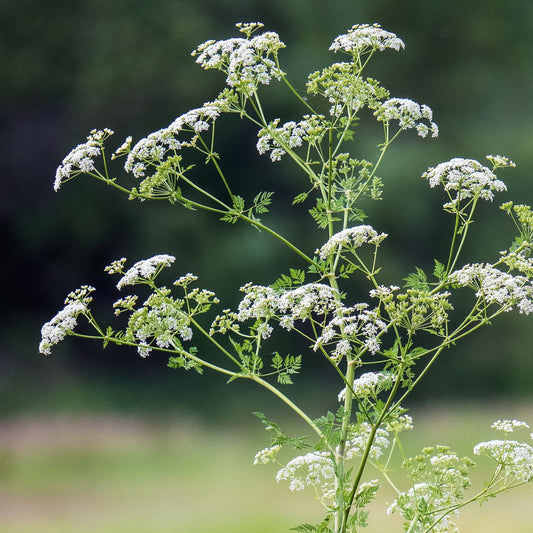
[253,412,309,450]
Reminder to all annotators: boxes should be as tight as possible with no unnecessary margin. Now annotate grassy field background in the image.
[1,401,533,533]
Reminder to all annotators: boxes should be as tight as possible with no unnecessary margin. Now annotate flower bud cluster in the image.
[388,446,474,532]
[306,63,390,117]
[370,286,453,336]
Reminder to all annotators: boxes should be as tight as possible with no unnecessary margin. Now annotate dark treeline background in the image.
[2,0,532,418]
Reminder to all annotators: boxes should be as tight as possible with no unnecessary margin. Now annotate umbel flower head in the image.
[329,23,405,54]
[375,98,439,138]
[423,157,508,210]
[474,420,533,483]
[108,254,176,290]
[316,225,387,260]
[39,286,95,355]
[54,129,114,191]
[449,263,533,314]
[192,22,285,96]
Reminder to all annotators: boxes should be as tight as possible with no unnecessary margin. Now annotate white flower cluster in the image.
[474,422,533,483]
[338,371,396,402]
[316,225,387,260]
[314,304,388,358]
[54,128,114,191]
[39,286,95,355]
[422,157,507,209]
[126,291,193,357]
[123,100,226,178]
[278,283,340,322]
[329,23,405,54]
[375,98,438,138]
[491,419,530,433]
[192,23,285,96]
[276,423,389,498]
[236,283,279,322]
[115,254,176,290]
[236,282,340,333]
[276,451,334,493]
[256,115,326,162]
[449,263,533,314]
[474,440,533,482]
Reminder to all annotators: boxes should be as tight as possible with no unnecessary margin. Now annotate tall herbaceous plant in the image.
[41,23,533,532]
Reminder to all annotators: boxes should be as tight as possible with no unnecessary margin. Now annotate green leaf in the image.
[433,259,447,280]
[403,267,429,290]
[252,191,274,214]
[293,192,308,205]
[271,351,283,370]
[253,412,309,449]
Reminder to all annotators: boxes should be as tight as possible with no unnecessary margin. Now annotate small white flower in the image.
[116,254,176,289]
[474,439,533,482]
[491,419,530,433]
[338,371,396,401]
[449,263,533,313]
[423,157,507,209]
[39,300,89,355]
[192,24,285,96]
[54,128,114,190]
[276,451,335,494]
[375,98,438,138]
[316,225,387,260]
[329,24,404,54]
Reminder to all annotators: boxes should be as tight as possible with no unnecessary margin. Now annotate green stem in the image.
[238,213,322,269]
[249,374,328,446]
[277,60,316,114]
[342,363,405,529]
[73,332,239,378]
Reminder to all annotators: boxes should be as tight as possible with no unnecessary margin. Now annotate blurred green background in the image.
[1,1,533,530]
